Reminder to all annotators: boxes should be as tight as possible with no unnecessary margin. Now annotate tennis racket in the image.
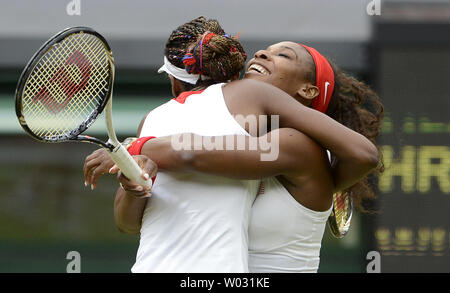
[327,191,353,238]
[15,26,151,188]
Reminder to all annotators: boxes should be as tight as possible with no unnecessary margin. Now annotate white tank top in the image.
[248,177,332,273]
[132,83,259,273]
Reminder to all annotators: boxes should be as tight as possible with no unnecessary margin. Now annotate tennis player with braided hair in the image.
[84,17,383,272]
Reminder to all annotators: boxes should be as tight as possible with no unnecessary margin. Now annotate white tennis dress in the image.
[248,177,332,273]
[132,83,259,273]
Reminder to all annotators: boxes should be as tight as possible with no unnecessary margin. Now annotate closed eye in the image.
[278,53,291,59]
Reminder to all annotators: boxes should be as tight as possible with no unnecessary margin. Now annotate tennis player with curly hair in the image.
[84,16,383,272]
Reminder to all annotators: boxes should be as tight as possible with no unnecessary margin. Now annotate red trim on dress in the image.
[173,90,205,104]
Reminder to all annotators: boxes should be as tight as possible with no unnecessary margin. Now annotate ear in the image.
[297,84,319,101]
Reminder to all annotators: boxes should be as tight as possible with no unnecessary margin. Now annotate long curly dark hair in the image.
[312,59,384,211]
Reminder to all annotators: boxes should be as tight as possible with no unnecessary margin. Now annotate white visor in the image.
[157,56,200,85]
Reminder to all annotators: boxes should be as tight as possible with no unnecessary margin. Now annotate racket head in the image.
[15,27,114,143]
[327,191,353,238]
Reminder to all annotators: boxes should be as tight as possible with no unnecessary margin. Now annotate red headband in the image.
[299,44,335,114]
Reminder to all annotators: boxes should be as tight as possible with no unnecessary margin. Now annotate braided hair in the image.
[164,16,247,87]
[164,17,225,70]
[182,32,246,82]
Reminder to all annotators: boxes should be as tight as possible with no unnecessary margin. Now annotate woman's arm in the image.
[113,114,154,234]
[141,129,333,211]
[114,187,148,234]
[85,79,378,193]
[225,79,379,191]
[84,128,321,186]
[112,155,156,234]
[140,128,326,180]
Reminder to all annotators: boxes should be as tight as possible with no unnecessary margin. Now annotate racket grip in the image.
[108,144,152,188]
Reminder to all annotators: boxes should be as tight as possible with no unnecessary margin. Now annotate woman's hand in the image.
[83,148,115,190]
[109,155,158,198]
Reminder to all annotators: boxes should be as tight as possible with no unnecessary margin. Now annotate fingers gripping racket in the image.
[15,27,151,188]
[327,191,353,238]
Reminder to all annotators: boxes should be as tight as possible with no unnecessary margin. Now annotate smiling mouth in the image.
[247,64,269,75]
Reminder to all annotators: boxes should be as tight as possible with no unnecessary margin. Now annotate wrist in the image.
[127,136,158,185]
[120,183,151,199]
[121,137,138,150]
[128,136,157,156]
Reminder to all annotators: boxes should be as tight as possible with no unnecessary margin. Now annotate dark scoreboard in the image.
[372,21,450,272]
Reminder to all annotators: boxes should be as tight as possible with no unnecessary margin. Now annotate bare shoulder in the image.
[224,79,286,99]
[223,80,295,119]
[224,79,300,118]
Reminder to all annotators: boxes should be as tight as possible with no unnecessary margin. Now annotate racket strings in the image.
[60,36,108,116]
[23,43,101,137]
[21,32,111,139]
[26,50,94,136]
[36,36,107,136]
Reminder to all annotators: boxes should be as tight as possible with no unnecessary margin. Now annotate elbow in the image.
[175,133,207,171]
[178,149,197,171]
[367,144,380,168]
[116,223,141,235]
[114,216,142,235]
[357,144,380,173]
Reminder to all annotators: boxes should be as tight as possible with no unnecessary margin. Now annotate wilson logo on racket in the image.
[33,50,91,114]
[16,27,151,188]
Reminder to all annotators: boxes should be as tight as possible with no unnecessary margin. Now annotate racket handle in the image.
[108,144,152,188]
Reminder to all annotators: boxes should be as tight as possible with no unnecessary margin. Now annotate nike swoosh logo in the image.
[323,81,330,105]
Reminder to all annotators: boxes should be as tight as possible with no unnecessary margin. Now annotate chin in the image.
[243,72,267,82]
